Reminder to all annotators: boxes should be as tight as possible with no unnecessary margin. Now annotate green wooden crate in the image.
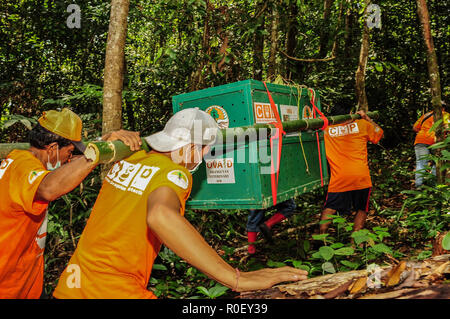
[172,79,328,210]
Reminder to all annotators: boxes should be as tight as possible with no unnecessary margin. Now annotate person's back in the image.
[413,111,436,146]
[0,150,50,298]
[319,110,383,234]
[53,151,192,299]
[324,118,383,192]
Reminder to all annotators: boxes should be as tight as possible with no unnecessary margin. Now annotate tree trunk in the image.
[416,0,444,184]
[102,0,129,136]
[343,0,353,61]
[355,0,371,112]
[190,0,211,91]
[267,2,279,79]
[284,1,298,80]
[318,0,335,58]
[331,0,345,57]
[253,1,266,81]
[102,0,129,177]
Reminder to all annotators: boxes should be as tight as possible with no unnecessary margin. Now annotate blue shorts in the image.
[323,188,372,214]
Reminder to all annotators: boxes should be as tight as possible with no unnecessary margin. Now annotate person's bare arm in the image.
[35,155,96,202]
[35,130,142,202]
[357,110,380,128]
[146,186,308,292]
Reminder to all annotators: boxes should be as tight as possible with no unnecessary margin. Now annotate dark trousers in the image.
[246,198,296,232]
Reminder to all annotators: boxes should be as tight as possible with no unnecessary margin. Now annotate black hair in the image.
[29,124,73,150]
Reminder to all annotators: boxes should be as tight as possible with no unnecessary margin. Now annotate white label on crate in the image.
[205,158,235,184]
[253,102,277,124]
[279,105,299,122]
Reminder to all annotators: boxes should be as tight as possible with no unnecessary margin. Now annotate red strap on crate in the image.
[309,88,329,130]
[263,81,285,206]
[309,88,326,187]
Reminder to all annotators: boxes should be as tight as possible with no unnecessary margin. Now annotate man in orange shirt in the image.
[0,108,141,299]
[319,108,383,234]
[412,102,449,187]
[53,108,308,299]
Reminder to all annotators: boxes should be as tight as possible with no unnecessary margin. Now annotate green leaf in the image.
[296,265,310,272]
[319,246,335,261]
[322,262,335,273]
[291,260,303,268]
[267,260,287,268]
[19,119,32,130]
[196,286,210,297]
[334,247,355,256]
[330,243,344,249]
[351,229,371,245]
[371,243,393,254]
[417,250,432,260]
[340,260,360,269]
[152,264,167,271]
[311,251,322,259]
[312,234,329,241]
[207,285,229,298]
[374,62,383,72]
[442,233,450,250]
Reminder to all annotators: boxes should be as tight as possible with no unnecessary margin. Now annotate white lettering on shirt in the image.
[328,122,360,137]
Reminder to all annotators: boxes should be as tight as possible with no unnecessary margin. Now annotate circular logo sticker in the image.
[205,105,229,129]
[167,170,189,190]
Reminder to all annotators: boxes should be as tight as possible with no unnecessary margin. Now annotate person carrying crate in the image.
[53,108,308,299]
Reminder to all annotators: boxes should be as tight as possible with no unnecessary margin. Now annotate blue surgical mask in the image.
[47,145,61,171]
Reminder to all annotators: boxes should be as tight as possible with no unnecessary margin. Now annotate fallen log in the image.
[239,254,450,299]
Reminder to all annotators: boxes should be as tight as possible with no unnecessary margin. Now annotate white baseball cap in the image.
[145,108,219,152]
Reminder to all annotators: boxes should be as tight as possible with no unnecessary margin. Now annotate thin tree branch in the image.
[280,50,336,62]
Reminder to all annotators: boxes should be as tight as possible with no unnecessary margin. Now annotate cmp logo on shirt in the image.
[28,170,46,185]
[328,122,360,137]
[167,170,189,190]
[106,160,160,195]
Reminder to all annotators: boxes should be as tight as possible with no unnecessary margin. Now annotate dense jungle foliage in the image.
[0,0,449,298]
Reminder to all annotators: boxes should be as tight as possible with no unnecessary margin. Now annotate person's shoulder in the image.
[7,149,43,168]
[139,153,192,190]
[7,149,33,160]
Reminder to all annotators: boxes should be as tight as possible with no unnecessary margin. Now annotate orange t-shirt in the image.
[53,152,192,299]
[324,119,383,192]
[413,111,450,145]
[0,150,50,298]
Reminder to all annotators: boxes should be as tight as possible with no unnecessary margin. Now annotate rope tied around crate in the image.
[263,81,285,207]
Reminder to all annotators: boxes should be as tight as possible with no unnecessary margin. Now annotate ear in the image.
[45,142,58,152]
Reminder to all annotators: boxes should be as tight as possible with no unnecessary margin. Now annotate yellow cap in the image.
[38,108,85,152]
[38,108,82,141]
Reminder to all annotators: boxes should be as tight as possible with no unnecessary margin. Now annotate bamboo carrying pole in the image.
[83,138,150,164]
[0,111,379,162]
[221,111,379,139]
